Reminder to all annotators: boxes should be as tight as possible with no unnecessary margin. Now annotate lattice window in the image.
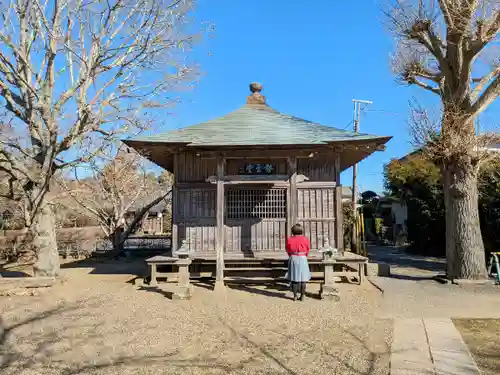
[226,187,287,220]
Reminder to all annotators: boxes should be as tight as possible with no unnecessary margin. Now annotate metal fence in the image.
[95,235,172,254]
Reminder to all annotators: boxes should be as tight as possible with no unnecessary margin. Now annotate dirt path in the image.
[0,266,391,375]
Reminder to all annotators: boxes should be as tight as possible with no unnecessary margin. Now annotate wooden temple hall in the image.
[124,83,391,297]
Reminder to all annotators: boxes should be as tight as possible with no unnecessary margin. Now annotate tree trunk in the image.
[442,160,487,280]
[110,229,124,257]
[32,203,60,277]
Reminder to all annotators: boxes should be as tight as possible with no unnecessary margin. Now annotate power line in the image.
[363,109,402,116]
[342,120,354,130]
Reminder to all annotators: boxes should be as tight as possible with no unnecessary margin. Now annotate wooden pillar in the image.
[334,152,344,252]
[335,185,344,252]
[171,153,179,253]
[287,156,298,237]
[214,155,226,292]
[334,150,341,185]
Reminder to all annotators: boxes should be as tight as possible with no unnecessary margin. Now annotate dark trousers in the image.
[291,281,306,295]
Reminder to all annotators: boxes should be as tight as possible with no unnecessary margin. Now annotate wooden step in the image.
[224,276,287,284]
[224,267,287,272]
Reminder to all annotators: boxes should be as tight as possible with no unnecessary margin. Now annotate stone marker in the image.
[366,262,390,277]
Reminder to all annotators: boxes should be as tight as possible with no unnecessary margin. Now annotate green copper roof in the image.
[126,85,390,147]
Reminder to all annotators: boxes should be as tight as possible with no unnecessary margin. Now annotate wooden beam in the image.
[215,155,226,291]
[177,181,337,189]
[297,181,337,189]
[196,148,334,159]
[172,153,179,253]
[287,156,298,237]
[206,174,288,183]
[205,174,310,184]
[176,182,216,189]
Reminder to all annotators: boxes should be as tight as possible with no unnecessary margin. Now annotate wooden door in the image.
[224,186,287,253]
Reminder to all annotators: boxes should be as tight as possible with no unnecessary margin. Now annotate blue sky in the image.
[152,0,498,194]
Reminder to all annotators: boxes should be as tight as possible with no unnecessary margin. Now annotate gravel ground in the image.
[0,265,392,375]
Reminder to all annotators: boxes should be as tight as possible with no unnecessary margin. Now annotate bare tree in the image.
[0,0,199,276]
[386,0,500,280]
[61,145,171,256]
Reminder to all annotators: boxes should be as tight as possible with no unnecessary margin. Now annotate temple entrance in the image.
[224,185,287,254]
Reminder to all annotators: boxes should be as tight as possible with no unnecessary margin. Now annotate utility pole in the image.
[351,99,373,253]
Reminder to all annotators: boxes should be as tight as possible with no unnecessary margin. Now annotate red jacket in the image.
[286,235,310,257]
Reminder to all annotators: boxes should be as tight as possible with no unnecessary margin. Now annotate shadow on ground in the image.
[368,245,445,273]
[192,278,326,301]
[60,257,149,276]
[0,270,32,277]
[387,274,437,281]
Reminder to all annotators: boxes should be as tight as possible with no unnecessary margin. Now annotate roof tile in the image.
[129,104,387,146]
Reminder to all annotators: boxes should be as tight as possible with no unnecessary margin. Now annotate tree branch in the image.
[485,10,500,43]
[121,189,171,243]
[438,0,454,29]
[408,76,441,94]
[470,74,500,116]
[471,66,500,102]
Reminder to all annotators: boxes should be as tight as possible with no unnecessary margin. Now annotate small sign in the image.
[240,163,275,175]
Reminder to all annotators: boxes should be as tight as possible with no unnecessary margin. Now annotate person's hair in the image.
[291,223,303,236]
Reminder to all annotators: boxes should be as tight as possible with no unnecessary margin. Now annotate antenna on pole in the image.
[351,99,373,253]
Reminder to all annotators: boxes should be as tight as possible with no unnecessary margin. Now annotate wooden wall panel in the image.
[298,220,336,250]
[297,187,336,249]
[176,152,216,182]
[297,188,335,219]
[177,220,216,252]
[177,188,216,219]
[225,219,286,252]
[176,152,338,182]
[297,157,336,182]
[176,187,216,252]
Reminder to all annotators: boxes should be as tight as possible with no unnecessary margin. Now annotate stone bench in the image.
[145,255,192,300]
[319,252,368,300]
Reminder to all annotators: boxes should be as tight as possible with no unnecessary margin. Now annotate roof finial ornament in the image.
[247,82,267,105]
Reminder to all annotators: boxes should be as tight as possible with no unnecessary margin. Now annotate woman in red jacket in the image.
[285,223,311,301]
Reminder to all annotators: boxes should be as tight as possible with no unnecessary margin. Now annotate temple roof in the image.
[125,83,391,147]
